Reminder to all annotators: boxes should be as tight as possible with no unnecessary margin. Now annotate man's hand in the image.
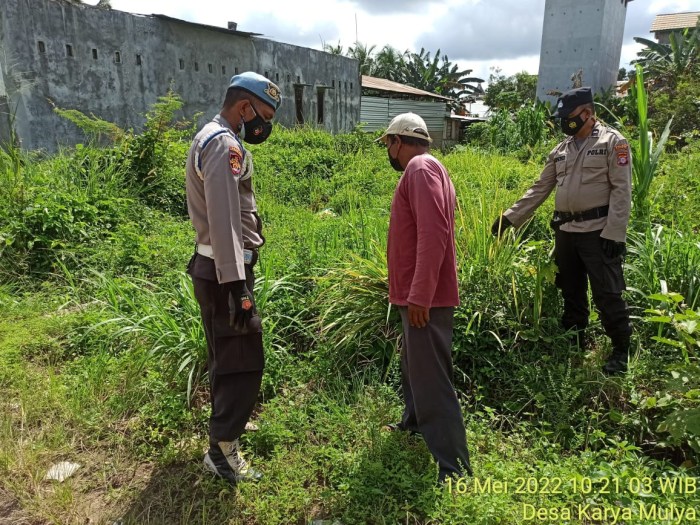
[600,237,626,258]
[223,280,255,328]
[408,303,430,328]
[491,215,512,237]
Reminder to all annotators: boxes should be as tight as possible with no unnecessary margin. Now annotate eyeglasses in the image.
[250,103,273,123]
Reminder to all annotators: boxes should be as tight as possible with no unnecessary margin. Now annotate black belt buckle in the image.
[550,212,564,231]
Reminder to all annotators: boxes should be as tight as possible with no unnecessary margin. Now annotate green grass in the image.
[1,123,699,524]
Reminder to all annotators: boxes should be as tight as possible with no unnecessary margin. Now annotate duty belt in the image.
[196,244,256,265]
[551,205,609,230]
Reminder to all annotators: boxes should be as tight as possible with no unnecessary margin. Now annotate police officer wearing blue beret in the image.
[185,71,281,484]
[492,87,633,375]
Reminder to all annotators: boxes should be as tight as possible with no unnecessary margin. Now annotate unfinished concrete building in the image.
[537,0,634,102]
[0,0,360,151]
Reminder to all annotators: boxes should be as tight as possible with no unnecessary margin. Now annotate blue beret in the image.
[552,87,593,118]
[229,71,281,110]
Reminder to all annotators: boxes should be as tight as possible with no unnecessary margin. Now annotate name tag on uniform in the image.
[586,148,608,156]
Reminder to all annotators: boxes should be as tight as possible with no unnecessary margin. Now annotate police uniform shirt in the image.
[504,121,632,242]
[186,114,264,284]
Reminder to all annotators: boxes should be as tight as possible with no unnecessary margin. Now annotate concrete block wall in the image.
[0,0,360,151]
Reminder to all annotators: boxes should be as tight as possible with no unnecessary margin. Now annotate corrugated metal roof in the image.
[361,75,452,101]
[650,12,700,32]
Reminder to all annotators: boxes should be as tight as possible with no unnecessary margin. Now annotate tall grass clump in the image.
[629,65,673,225]
[87,272,207,402]
[626,225,700,311]
[314,244,400,382]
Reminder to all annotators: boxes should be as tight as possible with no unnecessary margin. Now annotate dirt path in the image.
[0,489,42,525]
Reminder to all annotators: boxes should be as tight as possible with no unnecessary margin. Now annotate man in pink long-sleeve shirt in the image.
[379,113,472,483]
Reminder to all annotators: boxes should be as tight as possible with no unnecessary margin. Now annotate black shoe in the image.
[204,440,262,485]
[602,351,628,375]
[569,330,589,350]
[382,422,421,436]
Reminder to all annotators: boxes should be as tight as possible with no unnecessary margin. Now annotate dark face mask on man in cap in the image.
[240,105,273,144]
[560,109,590,136]
[387,138,404,172]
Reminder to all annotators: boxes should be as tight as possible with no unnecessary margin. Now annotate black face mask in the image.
[560,112,589,136]
[387,142,403,172]
[241,106,272,144]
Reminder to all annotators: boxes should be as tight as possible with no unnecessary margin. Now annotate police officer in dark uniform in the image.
[185,72,281,484]
[492,87,632,375]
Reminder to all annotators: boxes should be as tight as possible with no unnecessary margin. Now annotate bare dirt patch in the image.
[0,488,44,525]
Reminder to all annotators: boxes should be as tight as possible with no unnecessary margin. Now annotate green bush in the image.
[121,91,194,216]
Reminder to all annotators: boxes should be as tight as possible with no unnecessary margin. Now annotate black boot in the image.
[603,337,629,375]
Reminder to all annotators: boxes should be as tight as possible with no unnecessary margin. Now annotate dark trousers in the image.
[398,306,472,478]
[188,254,264,444]
[554,229,632,345]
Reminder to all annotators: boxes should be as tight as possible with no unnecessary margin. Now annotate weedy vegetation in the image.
[1,80,699,524]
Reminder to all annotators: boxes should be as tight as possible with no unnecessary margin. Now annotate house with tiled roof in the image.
[650,12,700,44]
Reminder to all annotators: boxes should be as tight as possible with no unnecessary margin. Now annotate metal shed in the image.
[360,75,454,149]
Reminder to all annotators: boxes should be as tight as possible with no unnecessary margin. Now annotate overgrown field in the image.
[1,103,699,524]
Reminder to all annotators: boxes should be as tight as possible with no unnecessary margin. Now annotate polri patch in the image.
[229,145,243,175]
[617,153,629,166]
[586,148,608,156]
[265,83,281,103]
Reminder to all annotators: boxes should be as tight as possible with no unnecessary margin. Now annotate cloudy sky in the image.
[86,0,700,82]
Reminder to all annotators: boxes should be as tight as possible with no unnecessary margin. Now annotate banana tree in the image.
[633,28,699,89]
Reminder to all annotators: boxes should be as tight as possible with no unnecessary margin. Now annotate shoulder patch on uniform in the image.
[553,155,566,163]
[229,144,243,175]
[591,129,600,137]
[615,142,630,166]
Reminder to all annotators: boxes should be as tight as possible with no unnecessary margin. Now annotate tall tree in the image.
[373,45,409,83]
[322,41,344,56]
[403,48,483,105]
[484,69,538,111]
[347,42,377,76]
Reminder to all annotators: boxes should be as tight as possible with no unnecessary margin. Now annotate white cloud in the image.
[92,0,700,80]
